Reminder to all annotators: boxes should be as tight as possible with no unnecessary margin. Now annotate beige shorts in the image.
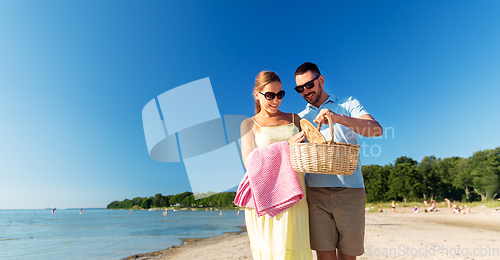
[306,187,366,256]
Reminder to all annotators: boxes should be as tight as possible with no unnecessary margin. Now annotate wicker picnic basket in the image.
[289,115,360,175]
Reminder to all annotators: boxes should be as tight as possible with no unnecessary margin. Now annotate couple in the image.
[239,62,383,260]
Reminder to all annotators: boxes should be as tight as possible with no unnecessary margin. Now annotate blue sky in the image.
[1,1,499,209]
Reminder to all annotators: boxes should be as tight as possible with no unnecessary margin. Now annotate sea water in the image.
[0,209,245,260]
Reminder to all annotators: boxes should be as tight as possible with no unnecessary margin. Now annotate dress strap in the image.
[251,118,262,127]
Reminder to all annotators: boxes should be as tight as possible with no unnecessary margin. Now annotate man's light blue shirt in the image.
[298,95,369,188]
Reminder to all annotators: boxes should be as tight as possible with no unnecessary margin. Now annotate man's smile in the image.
[305,92,315,99]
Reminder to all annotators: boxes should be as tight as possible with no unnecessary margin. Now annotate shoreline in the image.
[124,206,500,260]
[123,226,248,260]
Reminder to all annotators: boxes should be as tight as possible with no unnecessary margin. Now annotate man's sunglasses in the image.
[294,74,321,93]
[259,90,285,100]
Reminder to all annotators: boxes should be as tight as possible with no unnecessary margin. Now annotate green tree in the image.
[141,198,153,209]
[468,148,500,201]
[131,197,144,207]
[211,193,220,207]
[107,201,120,209]
[387,157,421,202]
[152,193,166,208]
[219,192,236,207]
[395,156,418,165]
[122,199,133,208]
[438,156,463,201]
[363,164,391,203]
[168,191,193,207]
[169,192,192,206]
[418,156,440,200]
[182,195,194,207]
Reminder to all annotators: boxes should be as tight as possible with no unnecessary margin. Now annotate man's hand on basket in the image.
[313,109,342,125]
[287,131,305,145]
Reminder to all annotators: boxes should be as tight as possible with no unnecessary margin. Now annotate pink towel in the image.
[234,141,304,218]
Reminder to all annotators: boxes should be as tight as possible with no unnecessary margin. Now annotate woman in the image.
[240,71,312,260]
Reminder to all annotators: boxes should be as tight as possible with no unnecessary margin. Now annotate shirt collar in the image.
[306,95,337,111]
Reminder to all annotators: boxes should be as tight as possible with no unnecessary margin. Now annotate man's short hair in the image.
[294,62,321,77]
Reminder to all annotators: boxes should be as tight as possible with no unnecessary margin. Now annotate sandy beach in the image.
[126,206,500,260]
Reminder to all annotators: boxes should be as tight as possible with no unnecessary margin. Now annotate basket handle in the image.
[316,114,335,144]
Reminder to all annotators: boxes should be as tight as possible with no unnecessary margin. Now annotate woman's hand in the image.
[287,131,305,144]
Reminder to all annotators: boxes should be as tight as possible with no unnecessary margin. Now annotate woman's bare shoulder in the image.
[241,118,255,127]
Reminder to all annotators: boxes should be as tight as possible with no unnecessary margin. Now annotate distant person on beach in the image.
[445,198,451,212]
[428,199,436,212]
[414,206,419,213]
[424,200,428,207]
[239,71,312,259]
[294,62,383,260]
[391,201,397,214]
[462,205,471,214]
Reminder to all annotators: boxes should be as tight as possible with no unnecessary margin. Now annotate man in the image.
[294,62,383,260]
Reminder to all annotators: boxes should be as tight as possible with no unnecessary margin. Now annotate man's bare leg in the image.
[317,250,357,260]
[317,250,337,260]
[338,250,356,260]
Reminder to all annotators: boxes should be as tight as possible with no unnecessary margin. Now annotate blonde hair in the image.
[253,71,281,115]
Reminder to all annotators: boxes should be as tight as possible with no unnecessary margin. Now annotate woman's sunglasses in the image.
[259,90,285,100]
[294,74,321,93]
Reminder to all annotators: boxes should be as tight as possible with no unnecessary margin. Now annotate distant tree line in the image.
[106,191,237,209]
[108,147,499,208]
[362,147,500,203]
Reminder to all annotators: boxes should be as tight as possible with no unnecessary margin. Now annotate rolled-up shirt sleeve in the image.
[346,96,369,118]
